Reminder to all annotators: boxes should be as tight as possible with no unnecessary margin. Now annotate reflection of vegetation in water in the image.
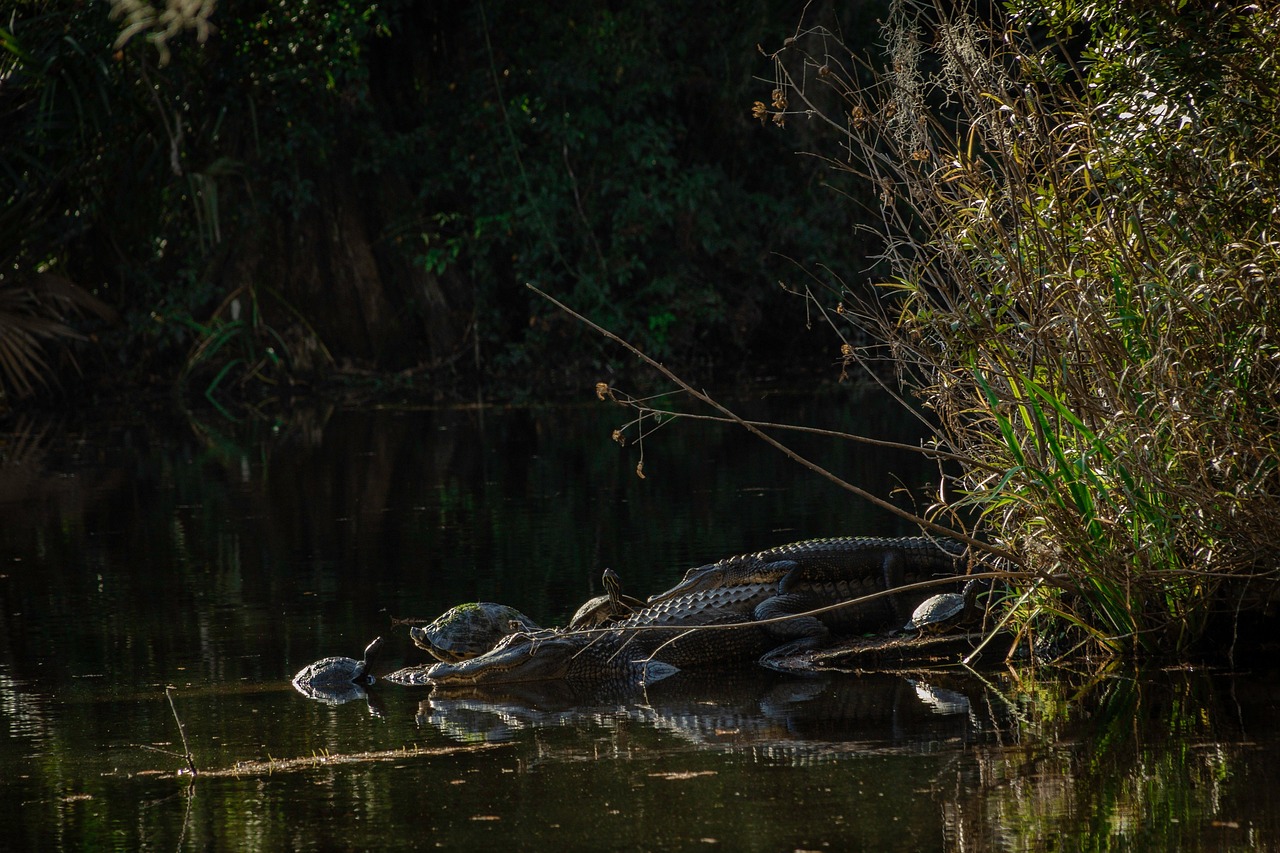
[140,668,1280,850]
[961,668,1258,850]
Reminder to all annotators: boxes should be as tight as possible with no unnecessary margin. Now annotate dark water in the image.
[1,392,1278,851]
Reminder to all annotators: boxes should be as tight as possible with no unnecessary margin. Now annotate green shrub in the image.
[768,0,1280,654]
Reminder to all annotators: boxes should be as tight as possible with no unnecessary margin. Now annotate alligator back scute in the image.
[655,536,967,604]
[760,576,904,640]
[617,583,777,630]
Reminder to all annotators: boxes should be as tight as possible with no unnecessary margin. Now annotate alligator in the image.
[419,537,968,688]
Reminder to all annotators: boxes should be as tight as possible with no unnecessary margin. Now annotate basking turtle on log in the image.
[567,568,644,630]
[410,603,543,663]
[903,578,991,634]
[407,568,642,665]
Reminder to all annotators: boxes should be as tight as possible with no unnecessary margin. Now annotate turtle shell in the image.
[568,593,614,629]
[567,591,644,630]
[566,568,643,630]
[293,655,366,688]
[412,602,541,663]
[904,592,966,632]
[292,636,384,688]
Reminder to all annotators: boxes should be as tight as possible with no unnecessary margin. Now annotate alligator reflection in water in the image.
[416,668,1004,761]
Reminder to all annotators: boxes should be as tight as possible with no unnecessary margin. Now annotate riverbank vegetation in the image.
[757,0,1280,656]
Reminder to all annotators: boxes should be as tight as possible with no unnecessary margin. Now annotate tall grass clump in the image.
[764,0,1280,655]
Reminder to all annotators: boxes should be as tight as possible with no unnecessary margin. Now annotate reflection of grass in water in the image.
[136,742,510,780]
[967,666,1249,850]
[138,666,1257,848]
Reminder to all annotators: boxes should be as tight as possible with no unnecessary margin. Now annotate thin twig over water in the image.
[165,686,198,776]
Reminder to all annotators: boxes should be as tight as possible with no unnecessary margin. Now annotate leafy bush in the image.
[767,0,1280,654]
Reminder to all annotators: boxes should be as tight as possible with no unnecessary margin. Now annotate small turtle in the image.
[904,578,988,634]
[292,636,384,689]
[567,568,644,630]
[411,602,542,663]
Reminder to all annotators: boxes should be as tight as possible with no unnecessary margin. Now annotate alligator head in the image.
[425,633,680,688]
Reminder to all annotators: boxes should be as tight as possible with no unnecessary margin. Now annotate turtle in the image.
[292,636,384,691]
[567,568,644,630]
[903,578,988,634]
[410,602,542,663]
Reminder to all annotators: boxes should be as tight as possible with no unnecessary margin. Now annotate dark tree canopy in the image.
[0,0,885,405]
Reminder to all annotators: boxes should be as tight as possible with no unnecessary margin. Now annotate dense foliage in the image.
[768,0,1280,654]
[1,0,883,407]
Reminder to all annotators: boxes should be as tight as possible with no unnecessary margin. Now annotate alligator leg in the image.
[752,591,832,659]
[753,588,878,672]
[754,550,925,667]
[876,550,913,619]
